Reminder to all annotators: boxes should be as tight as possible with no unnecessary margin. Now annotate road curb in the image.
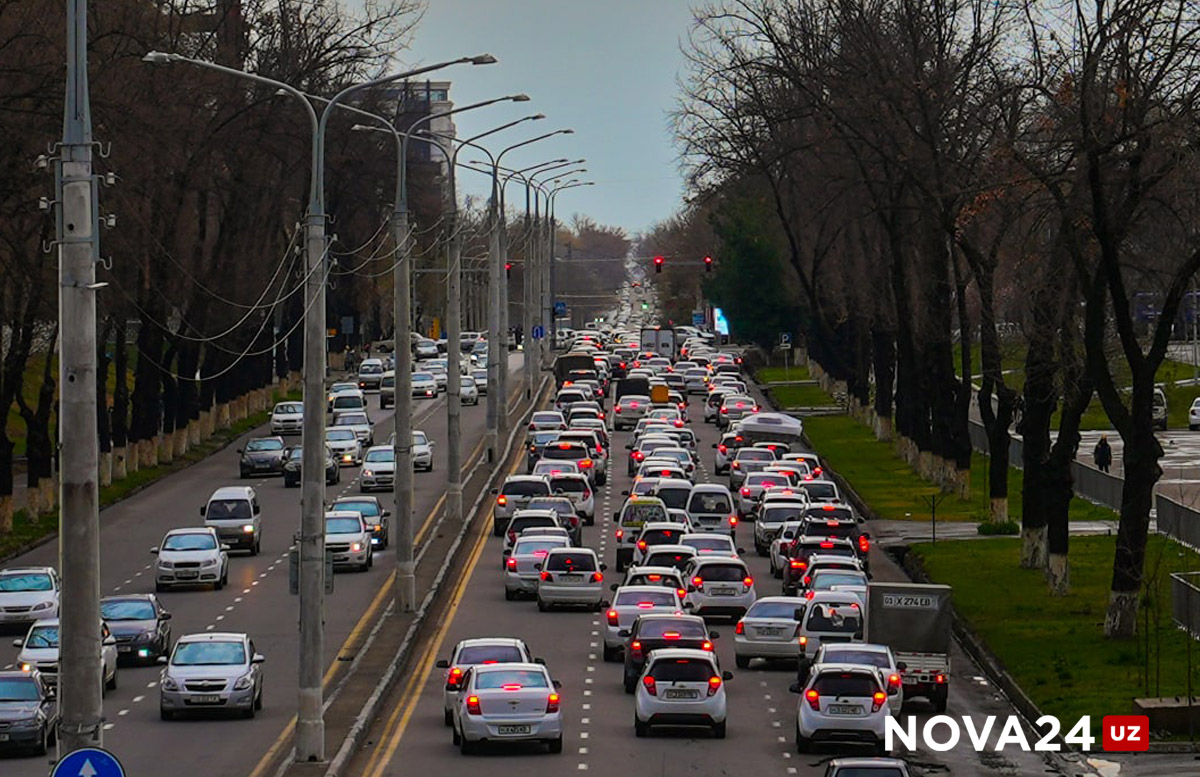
[320,375,552,777]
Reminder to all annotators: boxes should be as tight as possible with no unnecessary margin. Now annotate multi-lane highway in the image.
[0,354,526,775]
[338,375,1095,777]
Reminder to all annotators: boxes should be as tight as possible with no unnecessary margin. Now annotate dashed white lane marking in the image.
[146,681,157,688]
[132,695,144,703]
[234,597,243,603]
[118,709,129,716]
[579,746,588,754]
[581,717,590,724]
[583,690,592,697]
[103,723,115,730]
[582,702,591,709]
[577,765,588,771]
[579,731,589,739]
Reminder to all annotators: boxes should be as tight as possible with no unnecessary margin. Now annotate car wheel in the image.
[623,673,636,694]
[602,645,620,662]
[255,685,263,711]
[634,715,649,738]
[240,470,249,480]
[796,729,810,753]
[504,588,516,601]
[537,599,549,612]
[444,708,454,727]
[252,539,261,556]
[215,576,224,591]
[459,733,475,755]
[155,582,167,593]
[933,684,949,713]
[34,725,48,755]
[547,735,563,754]
[712,720,726,739]
[243,703,256,719]
[160,707,174,721]
[735,655,750,669]
[451,723,461,745]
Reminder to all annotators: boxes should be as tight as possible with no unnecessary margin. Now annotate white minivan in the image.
[201,486,262,555]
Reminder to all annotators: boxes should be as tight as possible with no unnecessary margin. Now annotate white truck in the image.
[864,582,952,713]
[639,326,677,360]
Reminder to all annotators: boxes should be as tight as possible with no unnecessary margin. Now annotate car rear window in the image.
[736,449,775,461]
[805,520,857,539]
[549,477,588,494]
[800,482,838,499]
[513,539,567,555]
[458,645,524,664]
[804,603,863,633]
[688,493,732,513]
[615,590,677,607]
[819,648,890,669]
[811,672,878,697]
[623,504,668,524]
[830,769,904,777]
[649,658,715,682]
[510,516,556,533]
[628,573,681,587]
[655,488,691,510]
[475,670,548,689]
[546,553,597,571]
[747,474,790,489]
[697,563,747,582]
[762,506,806,523]
[639,620,707,639]
[747,600,802,619]
[641,528,683,545]
[503,481,551,497]
[807,507,855,522]
[543,445,587,460]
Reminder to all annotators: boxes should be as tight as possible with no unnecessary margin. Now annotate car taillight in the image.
[674,420,684,427]
[616,529,624,539]
[692,576,703,588]
[743,576,753,587]
[859,536,870,553]
[642,676,657,696]
[701,640,714,651]
[734,621,744,635]
[579,459,593,469]
[497,495,508,506]
[720,407,728,414]
[607,609,619,626]
[614,406,622,413]
[466,695,482,715]
[805,689,820,711]
[447,666,464,689]
[631,640,642,657]
[731,461,740,469]
[729,516,738,526]
[798,636,808,647]
[888,673,901,688]
[805,590,815,600]
[631,401,639,408]
[718,444,727,454]
[591,572,603,583]
[707,676,722,696]
[677,588,687,599]
[637,540,647,551]
[540,571,551,581]
[740,487,751,496]
[506,557,517,570]
[546,692,561,713]
[872,691,887,712]
[633,452,644,460]
[528,424,536,431]
[935,673,946,684]
[789,560,806,569]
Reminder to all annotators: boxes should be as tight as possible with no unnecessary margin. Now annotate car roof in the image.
[209,486,254,499]
[635,611,705,623]
[691,556,746,567]
[644,648,718,663]
[100,593,156,602]
[813,664,879,678]
[654,478,693,490]
[455,637,527,649]
[364,445,392,454]
[545,546,597,556]
[325,510,365,520]
[505,475,550,483]
[333,495,381,505]
[690,483,731,494]
[827,757,910,769]
[164,526,216,535]
[625,565,684,577]
[819,642,890,655]
[0,566,56,574]
[681,532,733,542]
[177,632,248,643]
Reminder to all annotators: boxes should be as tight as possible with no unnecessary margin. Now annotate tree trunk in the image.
[1018,284,1060,567]
[0,435,13,533]
[1104,421,1161,637]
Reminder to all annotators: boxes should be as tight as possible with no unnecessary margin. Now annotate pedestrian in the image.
[1094,434,1113,473]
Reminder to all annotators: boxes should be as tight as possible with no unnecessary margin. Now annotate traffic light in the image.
[653,255,664,274]
[704,255,713,272]
[505,262,512,279]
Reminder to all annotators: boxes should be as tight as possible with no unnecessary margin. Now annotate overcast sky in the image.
[399,1,696,238]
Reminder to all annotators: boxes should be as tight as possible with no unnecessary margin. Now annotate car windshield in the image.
[688,493,732,513]
[25,626,59,648]
[812,572,868,589]
[697,563,746,581]
[246,439,283,452]
[276,403,303,415]
[364,449,394,463]
[206,500,251,520]
[640,619,706,639]
[685,537,733,552]
[457,645,525,664]
[641,528,682,545]
[413,432,429,445]
[172,641,246,666]
[360,364,383,374]
[747,600,802,619]
[334,414,368,426]
[645,551,693,569]
[545,553,597,571]
[0,676,39,701]
[821,648,890,669]
[656,488,691,509]
[510,516,556,533]
[163,533,217,551]
[100,600,156,621]
[513,539,567,555]
[616,590,677,607]
[333,396,363,407]
[0,573,53,592]
[326,430,357,443]
[812,672,878,697]
[649,657,715,682]
[326,517,363,534]
[503,481,551,497]
[828,770,904,777]
[287,448,303,461]
[461,377,475,387]
[335,501,380,518]
[412,372,435,382]
[474,669,548,690]
[804,604,863,633]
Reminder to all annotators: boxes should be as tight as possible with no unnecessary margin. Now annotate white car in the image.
[411,371,438,398]
[330,410,374,447]
[452,662,564,754]
[602,585,682,661]
[622,566,688,596]
[1190,397,1200,430]
[634,648,730,738]
[536,547,606,611]
[734,596,804,667]
[435,637,538,726]
[686,483,737,535]
[810,643,904,716]
[324,511,373,571]
[505,536,571,599]
[269,401,304,435]
[15,618,118,693]
[682,556,756,620]
[680,533,740,559]
[0,567,59,628]
[327,382,359,411]
[632,522,691,567]
[360,446,396,492]
[794,664,891,755]
[546,472,594,525]
[769,520,807,578]
[460,376,480,406]
[796,593,867,679]
[152,527,229,591]
[640,544,698,573]
[325,428,363,466]
[755,503,808,556]
[412,430,434,471]
[613,395,652,430]
[471,369,489,394]
[532,459,580,478]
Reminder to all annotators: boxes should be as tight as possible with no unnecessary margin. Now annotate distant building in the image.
[377,80,456,181]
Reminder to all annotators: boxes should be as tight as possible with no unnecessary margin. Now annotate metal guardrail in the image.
[1172,571,1200,638]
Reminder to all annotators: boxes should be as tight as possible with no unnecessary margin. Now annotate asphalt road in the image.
[0,353,526,776]
[341,375,1099,777]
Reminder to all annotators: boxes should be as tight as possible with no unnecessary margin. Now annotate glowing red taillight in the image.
[859,535,870,553]
[743,576,753,587]
[740,488,751,496]
[506,557,516,570]
[607,609,619,625]
[734,621,744,635]
[540,571,551,581]
[888,673,901,688]
[447,666,464,689]
[546,692,561,713]
[804,689,820,711]
[642,676,657,696]
[872,691,887,712]
[707,676,722,696]
[466,695,482,715]
[591,572,603,583]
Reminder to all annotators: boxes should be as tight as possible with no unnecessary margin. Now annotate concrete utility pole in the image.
[58,0,104,752]
[485,193,502,460]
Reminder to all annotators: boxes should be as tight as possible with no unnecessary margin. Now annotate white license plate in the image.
[663,689,699,700]
[176,570,198,579]
[559,574,582,582]
[757,627,783,636]
[828,704,862,715]
[711,588,737,596]
[497,724,531,735]
[191,694,221,704]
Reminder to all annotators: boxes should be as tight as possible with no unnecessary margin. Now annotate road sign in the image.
[531,325,545,340]
[692,311,705,327]
[554,301,567,316]
[53,748,126,777]
[779,332,792,350]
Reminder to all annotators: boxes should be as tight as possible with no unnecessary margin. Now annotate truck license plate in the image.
[497,725,530,735]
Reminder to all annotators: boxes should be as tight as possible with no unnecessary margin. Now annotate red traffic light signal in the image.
[505,262,512,279]
[654,255,664,274]
[704,255,713,272]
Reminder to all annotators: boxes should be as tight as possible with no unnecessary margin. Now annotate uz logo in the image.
[1102,715,1149,752]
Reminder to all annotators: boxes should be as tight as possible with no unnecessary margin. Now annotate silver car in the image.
[325,428,363,466]
[460,376,480,406]
[331,410,374,447]
[411,371,438,398]
[451,663,564,754]
[504,536,571,599]
[471,368,489,394]
[158,632,264,720]
[0,567,59,628]
[733,596,804,667]
[269,401,304,435]
[435,638,538,725]
[613,394,651,430]
[360,446,396,492]
[152,528,229,591]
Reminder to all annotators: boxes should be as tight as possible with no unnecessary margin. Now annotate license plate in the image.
[176,570,198,579]
[497,724,531,735]
[711,588,737,596]
[559,574,582,582]
[663,689,699,699]
[191,694,221,704]
[118,646,133,653]
[828,704,862,715]
[757,627,783,636]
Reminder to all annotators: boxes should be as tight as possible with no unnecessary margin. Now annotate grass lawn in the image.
[771,383,835,408]
[804,414,1116,525]
[755,365,812,383]
[0,387,298,561]
[913,535,1200,730]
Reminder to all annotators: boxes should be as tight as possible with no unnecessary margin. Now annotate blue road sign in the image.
[531,325,545,340]
[692,311,705,327]
[779,333,792,347]
[53,748,126,777]
[554,301,567,316]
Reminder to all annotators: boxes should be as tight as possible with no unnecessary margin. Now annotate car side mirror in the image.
[199,506,206,516]
[44,685,56,699]
[711,443,717,448]
[252,654,266,664]
[220,544,231,552]
[896,662,907,671]
[620,490,629,496]
[12,639,22,647]
[613,512,619,521]
[534,657,546,665]
[600,563,608,572]
[533,563,542,571]
[709,630,720,639]
[610,583,620,591]
[435,659,449,669]
[618,629,630,638]
[157,656,169,665]
[888,685,899,696]
[552,679,563,690]
[161,612,172,620]
[150,547,159,554]
[788,682,803,694]
[103,635,116,646]
[490,488,498,495]
[722,671,733,681]
[502,548,512,556]
[383,510,391,517]
[625,444,633,449]
[737,548,746,555]
[236,448,243,454]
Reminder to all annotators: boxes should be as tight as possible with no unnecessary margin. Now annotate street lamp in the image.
[141,49,495,764]
[546,180,596,347]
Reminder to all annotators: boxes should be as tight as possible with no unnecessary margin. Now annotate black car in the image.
[526,430,562,473]
[620,613,718,694]
[799,512,871,571]
[330,496,391,549]
[238,436,287,479]
[0,671,57,754]
[282,445,340,487]
[100,594,172,663]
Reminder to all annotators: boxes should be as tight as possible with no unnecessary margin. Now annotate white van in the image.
[201,486,262,555]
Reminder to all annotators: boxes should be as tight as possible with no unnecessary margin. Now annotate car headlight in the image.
[30,600,55,611]
[202,557,220,567]
[242,524,255,534]
[161,675,179,691]
[233,674,254,691]
[19,663,33,672]
[141,630,158,641]
[158,560,174,569]
[362,470,373,478]
[9,717,40,729]
[350,542,363,552]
